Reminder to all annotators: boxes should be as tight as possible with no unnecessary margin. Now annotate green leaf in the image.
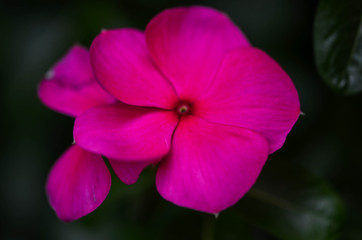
[314,0,362,94]
[234,158,345,240]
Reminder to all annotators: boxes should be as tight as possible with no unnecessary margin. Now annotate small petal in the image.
[38,45,115,117]
[108,159,150,185]
[156,116,269,214]
[145,6,250,100]
[74,103,179,161]
[90,29,178,109]
[46,145,111,222]
[194,47,300,153]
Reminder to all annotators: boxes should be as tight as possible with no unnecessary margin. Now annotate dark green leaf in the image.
[314,0,362,94]
[234,158,345,240]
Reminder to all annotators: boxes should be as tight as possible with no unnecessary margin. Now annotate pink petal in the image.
[108,159,150,185]
[156,116,269,214]
[145,6,250,100]
[74,102,179,161]
[46,145,111,222]
[90,29,178,109]
[194,47,300,153]
[38,45,115,117]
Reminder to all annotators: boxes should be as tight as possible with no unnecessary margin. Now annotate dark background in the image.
[1,0,361,239]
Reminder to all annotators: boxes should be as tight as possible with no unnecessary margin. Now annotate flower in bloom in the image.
[38,46,150,221]
[72,6,300,215]
[40,6,301,221]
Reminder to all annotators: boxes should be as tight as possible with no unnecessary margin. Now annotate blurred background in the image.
[1,0,361,239]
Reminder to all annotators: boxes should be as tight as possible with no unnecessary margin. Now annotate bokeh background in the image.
[1,0,361,239]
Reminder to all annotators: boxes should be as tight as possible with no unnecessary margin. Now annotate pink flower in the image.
[73,6,301,215]
[40,6,300,221]
[38,46,150,221]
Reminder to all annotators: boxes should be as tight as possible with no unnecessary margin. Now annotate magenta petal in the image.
[145,6,250,100]
[156,116,269,214]
[90,29,178,109]
[46,145,111,222]
[108,159,150,185]
[74,103,179,161]
[195,47,300,153]
[38,45,115,117]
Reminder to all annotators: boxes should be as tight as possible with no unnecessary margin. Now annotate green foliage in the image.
[314,0,362,94]
[235,158,345,240]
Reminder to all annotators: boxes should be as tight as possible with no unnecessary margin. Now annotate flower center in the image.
[176,102,192,115]
[179,105,188,113]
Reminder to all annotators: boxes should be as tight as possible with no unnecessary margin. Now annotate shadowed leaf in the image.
[235,158,345,240]
[314,0,362,94]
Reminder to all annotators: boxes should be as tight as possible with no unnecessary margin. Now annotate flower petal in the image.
[90,29,178,109]
[194,47,300,153]
[46,145,111,222]
[156,116,268,214]
[38,45,115,117]
[108,159,150,185]
[145,6,250,100]
[74,103,179,161]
